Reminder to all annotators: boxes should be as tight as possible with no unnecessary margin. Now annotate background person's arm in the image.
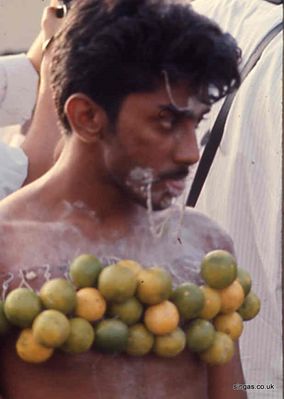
[27,1,61,74]
[21,4,65,185]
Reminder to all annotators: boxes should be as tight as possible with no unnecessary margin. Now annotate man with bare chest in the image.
[0,1,246,398]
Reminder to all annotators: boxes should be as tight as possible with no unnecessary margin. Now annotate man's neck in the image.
[34,137,140,236]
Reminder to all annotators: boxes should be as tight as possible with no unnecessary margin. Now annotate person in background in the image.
[0,52,37,129]
[191,0,282,397]
[0,1,64,199]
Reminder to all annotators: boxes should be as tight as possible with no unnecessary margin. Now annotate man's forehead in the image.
[175,96,210,114]
[161,70,211,116]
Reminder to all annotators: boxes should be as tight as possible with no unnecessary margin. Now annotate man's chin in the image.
[138,194,174,211]
[153,196,174,210]
[123,185,175,211]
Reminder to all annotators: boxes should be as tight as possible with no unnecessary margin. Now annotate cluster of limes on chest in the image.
[0,250,260,365]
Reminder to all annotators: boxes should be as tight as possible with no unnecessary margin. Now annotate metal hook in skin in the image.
[162,70,220,108]
[100,256,121,266]
[162,70,198,117]
[61,264,71,281]
[1,272,14,301]
[43,264,52,281]
[162,70,182,110]
[18,270,34,291]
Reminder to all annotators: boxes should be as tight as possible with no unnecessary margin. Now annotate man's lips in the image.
[155,167,189,182]
[165,178,186,196]
[151,169,189,196]
[127,167,189,199]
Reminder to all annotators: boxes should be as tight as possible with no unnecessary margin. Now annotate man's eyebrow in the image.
[159,103,210,119]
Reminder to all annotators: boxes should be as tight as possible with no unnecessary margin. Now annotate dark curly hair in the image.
[50,0,241,133]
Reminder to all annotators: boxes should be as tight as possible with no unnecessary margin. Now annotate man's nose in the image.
[173,125,200,166]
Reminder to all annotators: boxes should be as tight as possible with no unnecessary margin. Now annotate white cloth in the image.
[191,1,282,397]
[0,53,38,127]
[0,53,38,198]
[0,141,28,199]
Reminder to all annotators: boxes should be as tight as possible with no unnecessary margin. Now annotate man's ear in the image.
[64,93,108,143]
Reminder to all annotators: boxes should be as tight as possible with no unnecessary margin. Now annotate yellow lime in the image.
[98,264,137,303]
[69,254,102,288]
[237,268,252,297]
[61,317,95,353]
[39,278,76,314]
[171,282,205,320]
[219,280,245,314]
[16,328,54,363]
[109,297,143,325]
[201,250,237,289]
[4,288,42,328]
[116,259,143,276]
[213,312,243,341]
[126,323,154,356]
[0,300,11,335]
[144,300,179,335]
[137,267,172,305]
[238,291,261,321]
[198,286,221,320]
[75,287,106,322]
[153,327,186,357]
[199,331,235,366]
[186,319,215,353]
[33,309,71,348]
[95,319,129,353]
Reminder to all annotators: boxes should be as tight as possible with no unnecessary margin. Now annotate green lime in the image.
[98,264,137,303]
[136,267,172,305]
[126,323,154,356]
[198,286,221,320]
[186,319,215,352]
[61,318,95,353]
[109,297,143,325]
[199,331,235,365]
[0,300,11,335]
[39,278,76,314]
[201,250,237,289]
[153,327,186,358]
[116,260,143,276]
[238,291,261,321]
[69,254,102,288]
[33,309,71,348]
[237,268,252,296]
[171,282,205,320]
[95,319,128,353]
[4,288,42,328]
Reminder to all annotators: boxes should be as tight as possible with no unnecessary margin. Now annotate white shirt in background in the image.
[0,140,28,199]
[0,53,38,126]
[0,53,38,198]
[191,1,282,397]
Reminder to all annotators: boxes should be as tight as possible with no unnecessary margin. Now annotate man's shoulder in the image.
[0,183,36,221]
[180,207,234,254]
